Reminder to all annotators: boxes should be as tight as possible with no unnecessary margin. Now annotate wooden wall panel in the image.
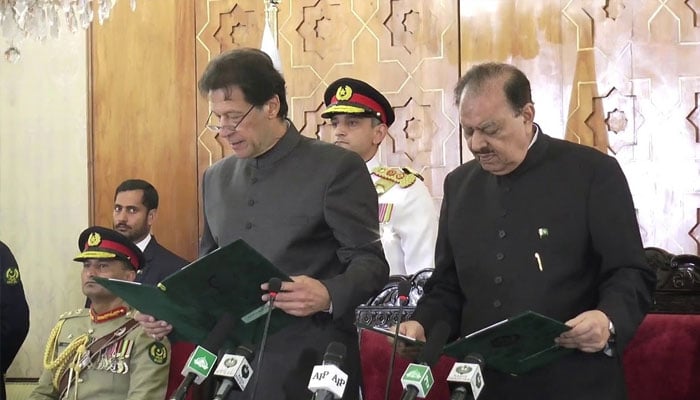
[459,0,564,154]
[88,0,700,258]
[456,0,700,253]
[90,0,199,261]
[560,0,700,253]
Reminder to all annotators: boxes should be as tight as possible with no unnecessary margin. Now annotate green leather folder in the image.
[94,239,297,346]
[443,310,573,375]
[360,310,572,375]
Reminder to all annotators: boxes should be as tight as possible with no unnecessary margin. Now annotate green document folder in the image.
[94,239,297,346]
[443,311,573,375]
[360,310,572,375]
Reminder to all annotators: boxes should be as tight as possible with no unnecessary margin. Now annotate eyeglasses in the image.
[205,105,255,134]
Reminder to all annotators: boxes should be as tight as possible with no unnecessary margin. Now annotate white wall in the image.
[0,33,89,378]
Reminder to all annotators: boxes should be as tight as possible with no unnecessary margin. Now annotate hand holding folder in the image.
[360,311,573,375]
[94,239,298,346]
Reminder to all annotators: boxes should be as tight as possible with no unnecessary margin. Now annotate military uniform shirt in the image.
[367,154,438,276]
[29,308,170,400]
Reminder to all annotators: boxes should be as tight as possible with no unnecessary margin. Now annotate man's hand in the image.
[393,320,426,359]
[260,275,331,317]
[134,311,173,340]
[556,309,611,353]
[398,320,427,342]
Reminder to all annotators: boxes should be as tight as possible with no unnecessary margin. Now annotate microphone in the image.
[447,353,485,400]
[249,277,282,400]
[399,320,450,400]
[308,341,348,400]
[384,280,412,400]
[170,312,236,400]
[211,345,255,400]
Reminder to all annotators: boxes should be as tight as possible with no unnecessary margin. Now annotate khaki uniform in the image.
[29,308,170,400]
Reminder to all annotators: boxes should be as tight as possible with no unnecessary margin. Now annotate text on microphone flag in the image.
[307,364,348,399]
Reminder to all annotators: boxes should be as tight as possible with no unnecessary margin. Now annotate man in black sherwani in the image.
[400,62,655,400]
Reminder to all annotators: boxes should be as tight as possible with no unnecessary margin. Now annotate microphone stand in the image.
[384,280,410,400]
[249,277,281,400]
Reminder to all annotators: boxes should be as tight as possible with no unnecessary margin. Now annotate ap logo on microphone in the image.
[308,364,348,399]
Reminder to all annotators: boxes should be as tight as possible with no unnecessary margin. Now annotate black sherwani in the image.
[200,122,389,400]
[412,129,655,400]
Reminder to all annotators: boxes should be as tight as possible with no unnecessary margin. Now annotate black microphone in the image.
[384,280,412,400]
[170,312,236,400]
[399,320,450,400]
[211,344,255,400]
[249,277,282,400]
[448,353,485,400]
[307,342,348,400]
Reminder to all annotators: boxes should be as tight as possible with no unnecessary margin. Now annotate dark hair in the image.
[198,48,288,118]
[453,62,532,113]
[114,179,159,211]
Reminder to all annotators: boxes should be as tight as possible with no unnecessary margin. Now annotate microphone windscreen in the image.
[234,344,255,361]
[323,341,347,367]
[202,312,236,352]
[419,320,450,367]
[463,353,484,366]
[268,277,282,293]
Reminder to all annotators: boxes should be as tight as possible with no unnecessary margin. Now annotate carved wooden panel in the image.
[195,0,461,232]
[458,0,566,159]
[459,0,700,254]
[561,0,700,254]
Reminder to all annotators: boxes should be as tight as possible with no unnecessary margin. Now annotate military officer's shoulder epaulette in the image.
[58,308,89,321]
[372,166,424,190]
[401,166,425,182]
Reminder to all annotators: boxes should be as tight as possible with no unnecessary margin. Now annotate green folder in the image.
[94,239,297,346]
[443,311,573,375]
[360,310,572,375]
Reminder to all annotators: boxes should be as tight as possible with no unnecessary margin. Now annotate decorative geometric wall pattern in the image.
[194,0,700,254]
[563,0,700,254]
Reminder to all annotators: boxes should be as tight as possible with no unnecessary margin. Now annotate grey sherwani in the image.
[200,121,389,400]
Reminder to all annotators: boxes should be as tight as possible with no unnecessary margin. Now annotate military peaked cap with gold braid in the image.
[321,77,395,127]
[73,226,144,271]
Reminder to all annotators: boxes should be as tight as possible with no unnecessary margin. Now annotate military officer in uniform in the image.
[29,227,170,400]
[322,77,438,276]
[1,240,30,400]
